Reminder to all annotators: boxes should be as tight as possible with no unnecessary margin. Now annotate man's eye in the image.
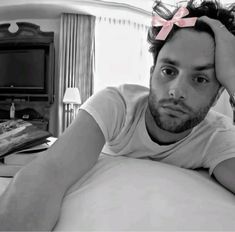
[161,68,176,77]
[194,76,209,84]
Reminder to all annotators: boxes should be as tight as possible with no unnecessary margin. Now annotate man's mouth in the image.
[161,105,187,116]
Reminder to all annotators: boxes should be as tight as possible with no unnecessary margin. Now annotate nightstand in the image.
[28,120,48,131]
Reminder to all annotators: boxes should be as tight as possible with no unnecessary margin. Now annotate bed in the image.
[0,155,235,231]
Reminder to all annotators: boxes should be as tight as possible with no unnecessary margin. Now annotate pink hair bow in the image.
[152,7,197,40]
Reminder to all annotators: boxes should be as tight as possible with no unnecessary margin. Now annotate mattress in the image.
[1,155,235,231]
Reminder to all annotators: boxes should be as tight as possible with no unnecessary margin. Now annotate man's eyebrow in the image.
[159,58,179,66]
[193,63,214,71]
[159,58,214,71]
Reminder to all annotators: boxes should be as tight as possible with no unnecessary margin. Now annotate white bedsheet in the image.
[0,155,235,231]
[55,156,235,231]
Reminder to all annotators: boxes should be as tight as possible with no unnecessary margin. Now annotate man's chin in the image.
[158,124,185,133]
[156,117,191,133]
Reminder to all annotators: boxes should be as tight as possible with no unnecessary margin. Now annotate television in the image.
[0,48,46,94]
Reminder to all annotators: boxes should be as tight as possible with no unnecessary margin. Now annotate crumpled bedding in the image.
[55,155,235,231]
[0,155,235,231]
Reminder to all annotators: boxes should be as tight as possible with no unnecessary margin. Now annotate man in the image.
[1,0,235,230]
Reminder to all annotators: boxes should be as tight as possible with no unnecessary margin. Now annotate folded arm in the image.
[213,158,235,194]
[199,16,235,94]
[0,109,105,230]
[199,17,235,195]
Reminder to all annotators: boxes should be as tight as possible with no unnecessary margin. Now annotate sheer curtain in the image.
[57,13,95,134]
[94,17,152,93]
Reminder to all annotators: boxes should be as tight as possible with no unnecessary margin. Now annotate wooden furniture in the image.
[0,22,55,132]
[0,119,48,131]
[0,22,55,103]
[28,120,48,131]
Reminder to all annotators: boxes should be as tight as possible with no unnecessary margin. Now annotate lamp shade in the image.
[63,87,81,104]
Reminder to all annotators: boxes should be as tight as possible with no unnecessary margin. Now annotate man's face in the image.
[148,29,221,133]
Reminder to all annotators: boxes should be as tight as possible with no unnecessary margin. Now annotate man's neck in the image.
[145,106,192,145]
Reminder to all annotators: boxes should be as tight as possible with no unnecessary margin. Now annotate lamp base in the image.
[64,103,78,129]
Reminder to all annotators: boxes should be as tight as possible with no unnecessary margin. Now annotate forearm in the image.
[0,161,65,231]
[0,110,105,230]
[0,151,99,230]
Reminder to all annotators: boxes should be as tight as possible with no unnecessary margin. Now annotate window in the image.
[94,18,152,92]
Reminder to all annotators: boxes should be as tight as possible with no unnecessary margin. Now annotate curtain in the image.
[57,13,95,134]
[94,17,152,93]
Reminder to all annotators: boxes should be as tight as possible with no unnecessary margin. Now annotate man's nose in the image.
[168,76,188,100]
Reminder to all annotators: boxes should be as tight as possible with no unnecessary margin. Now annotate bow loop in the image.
[151,7,197,40]
[173,7,190,20]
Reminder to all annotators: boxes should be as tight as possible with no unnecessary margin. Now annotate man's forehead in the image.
[157,29,215,67]
[157,57,214,71]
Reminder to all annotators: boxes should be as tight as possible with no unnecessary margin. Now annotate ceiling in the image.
[0,0,233,23]
[0,0,153,24]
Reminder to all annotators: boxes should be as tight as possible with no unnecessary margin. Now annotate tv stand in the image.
[0,94,54,103]
[0,119,48,131]
[0,22,55,104]
[28,119,48,131]
[0,22,55,133]
[0,107,49,131]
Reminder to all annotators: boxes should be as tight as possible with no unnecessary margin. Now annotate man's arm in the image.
[0,109,105,230]
[213,158,235,194]
[198,17,235,194]
[199,16,235,95]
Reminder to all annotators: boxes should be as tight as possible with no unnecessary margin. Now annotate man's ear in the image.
[211,86,225,107]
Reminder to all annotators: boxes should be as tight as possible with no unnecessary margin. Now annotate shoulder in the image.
[117,84,149,97]
[203,109,234,131]
[80,84,149,141]
[88,84,149,102]
[190,109,235,144]
[90,84,149,109]
[199,110,235,156]
[116,84,149,107]
[82,84,149,113]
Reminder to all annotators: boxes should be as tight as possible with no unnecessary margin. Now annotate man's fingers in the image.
[199,16,226,30]
[198,16,234,40]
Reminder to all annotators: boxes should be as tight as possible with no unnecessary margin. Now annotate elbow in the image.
[213,158,235,194]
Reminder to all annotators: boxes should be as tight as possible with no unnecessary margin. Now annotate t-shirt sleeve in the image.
[203,129,235,176]
[80,87,126,142]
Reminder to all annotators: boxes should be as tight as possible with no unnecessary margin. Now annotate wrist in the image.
[218,66,235,95]
[223,83,235,110]
[229,92,235,110]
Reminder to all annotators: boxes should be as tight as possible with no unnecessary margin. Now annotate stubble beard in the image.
[148,90,214,133]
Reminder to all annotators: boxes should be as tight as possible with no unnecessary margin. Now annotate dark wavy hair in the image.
[148,0,235,65]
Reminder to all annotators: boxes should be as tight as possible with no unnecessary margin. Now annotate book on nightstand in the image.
[4,142,49,165]
[0,137,57,177]
[0,163,22,177]
[0,119,51,158]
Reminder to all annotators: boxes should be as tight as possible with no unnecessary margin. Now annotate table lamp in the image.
[63,87,81,124]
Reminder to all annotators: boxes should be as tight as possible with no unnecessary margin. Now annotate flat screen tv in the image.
[0,48,46,94]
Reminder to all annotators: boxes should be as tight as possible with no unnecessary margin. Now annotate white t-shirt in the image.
[80,84,235,175]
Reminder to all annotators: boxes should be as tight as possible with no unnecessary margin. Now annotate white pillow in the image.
[54,156,235,231]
